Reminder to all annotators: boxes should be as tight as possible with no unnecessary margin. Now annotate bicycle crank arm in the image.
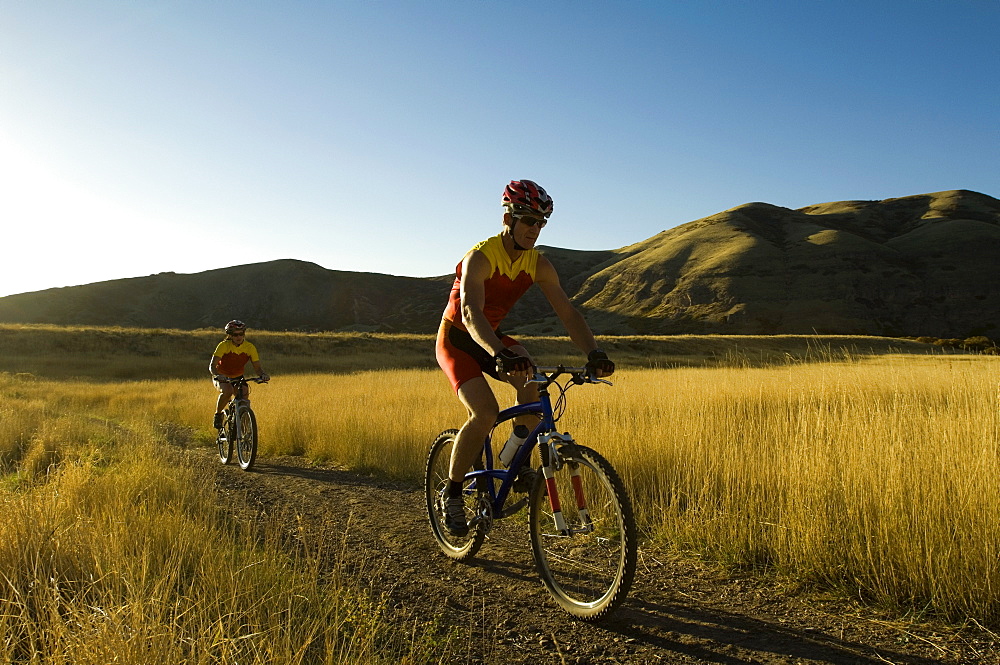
[499,496,527,518]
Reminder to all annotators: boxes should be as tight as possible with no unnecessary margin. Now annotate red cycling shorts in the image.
[436,319,520,393]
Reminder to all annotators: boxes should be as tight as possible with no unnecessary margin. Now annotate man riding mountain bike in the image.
[210,320,270,429]
[434,179,615,536]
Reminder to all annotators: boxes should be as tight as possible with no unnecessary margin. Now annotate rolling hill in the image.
[1,189,997,337]
[0,261,453,333]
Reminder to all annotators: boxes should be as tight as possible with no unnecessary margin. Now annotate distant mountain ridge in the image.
[2,189,997,337]
[0,260,453,333]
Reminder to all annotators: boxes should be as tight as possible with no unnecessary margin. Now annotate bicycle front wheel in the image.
[424,429,487,561]
[528,444,637,620]
[235,406,258,471]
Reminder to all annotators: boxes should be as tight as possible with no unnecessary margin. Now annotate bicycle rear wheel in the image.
[235,406,258,471]
[528,444,637,620]
[425,429,487,560]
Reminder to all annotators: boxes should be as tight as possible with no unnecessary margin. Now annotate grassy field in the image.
[0,322,938,380]
[0,375,459,663]
[610,356,1000,622]
[4,323,999,644]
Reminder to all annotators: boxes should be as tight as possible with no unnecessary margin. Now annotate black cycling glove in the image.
[585,349,615,377]
[495,348,533,374]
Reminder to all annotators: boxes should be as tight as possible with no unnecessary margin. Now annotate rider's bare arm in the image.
[459,250,508,357]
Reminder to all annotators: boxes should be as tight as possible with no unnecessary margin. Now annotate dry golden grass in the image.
[0,322,940,380]
[241,355,1000,623]
[0,377,449,663]
[4,324,998,627]
[590,356,1000,622]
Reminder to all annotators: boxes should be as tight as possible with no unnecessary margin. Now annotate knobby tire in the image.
[528,444,637,620]
[236,406,258,471]
[217,411,233,465]
[425,429,487,560]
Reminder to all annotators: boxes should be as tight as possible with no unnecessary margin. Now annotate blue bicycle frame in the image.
[464,367,582,521]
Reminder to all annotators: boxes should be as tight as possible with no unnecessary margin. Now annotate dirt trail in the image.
[196,449,998,664]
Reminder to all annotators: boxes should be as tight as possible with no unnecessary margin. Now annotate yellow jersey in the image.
[442,234,539,330]
[212,339,260,378]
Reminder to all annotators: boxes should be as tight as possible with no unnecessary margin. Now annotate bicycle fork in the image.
[540,432,594,537]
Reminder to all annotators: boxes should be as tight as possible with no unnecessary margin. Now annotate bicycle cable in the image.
[551,378,571,423]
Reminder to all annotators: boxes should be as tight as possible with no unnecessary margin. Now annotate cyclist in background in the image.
[435,179,615,536]
[210,320,269,429]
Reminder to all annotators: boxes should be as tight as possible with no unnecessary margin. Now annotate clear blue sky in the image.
[1,1,997,298]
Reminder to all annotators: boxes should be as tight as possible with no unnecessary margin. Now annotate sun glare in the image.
[0,133,137,293]
[0,131,233,297]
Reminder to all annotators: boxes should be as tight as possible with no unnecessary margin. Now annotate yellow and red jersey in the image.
[212,339,260,378]
[442,234,539,331]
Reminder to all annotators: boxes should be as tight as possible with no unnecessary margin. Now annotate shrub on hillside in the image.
[920,336,997,353]
[961,336,996,352]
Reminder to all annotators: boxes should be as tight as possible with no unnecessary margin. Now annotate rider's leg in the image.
[215,383,236,414]
[506,344,540,430]
[214,383,234,429]
[501,346,540,491]
[449,376,499,484]
[443,377,498,536]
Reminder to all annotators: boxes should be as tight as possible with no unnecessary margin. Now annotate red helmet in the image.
[224,320,247,334]
[502,180,553,217]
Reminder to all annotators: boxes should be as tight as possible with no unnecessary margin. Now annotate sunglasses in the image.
[513,214,548,228]
[231,333,246,337]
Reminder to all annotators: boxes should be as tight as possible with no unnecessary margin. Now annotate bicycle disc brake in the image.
[545,432,581,470]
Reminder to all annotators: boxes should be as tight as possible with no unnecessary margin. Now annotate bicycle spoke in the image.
[424,429,487,560]
[236,406,258,471]
[529,445,636,620]
[427,366,631,619]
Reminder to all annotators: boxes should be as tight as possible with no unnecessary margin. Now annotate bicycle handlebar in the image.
[214,376,269,384]
[530,365,613,387]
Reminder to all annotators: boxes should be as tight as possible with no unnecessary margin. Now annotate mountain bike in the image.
[215,376,267,471]
[424,366,637,620]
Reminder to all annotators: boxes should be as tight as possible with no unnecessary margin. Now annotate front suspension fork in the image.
[539,434,593,536]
